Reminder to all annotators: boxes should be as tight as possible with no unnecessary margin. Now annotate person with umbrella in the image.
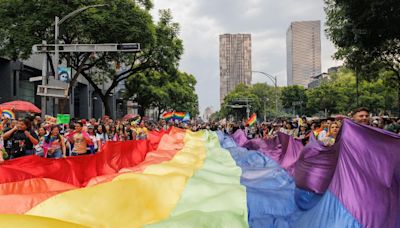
[3,118,39,158]
[0,100,41,113]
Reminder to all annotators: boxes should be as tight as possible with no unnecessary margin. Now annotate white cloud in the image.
[152,0,340,115]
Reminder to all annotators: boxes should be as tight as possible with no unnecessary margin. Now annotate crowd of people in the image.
[0,116,165,161]
[0,107,399,162]
[216,107,400,146]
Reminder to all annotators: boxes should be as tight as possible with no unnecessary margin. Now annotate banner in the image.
[1,109,15,120]
[45,115,57,125]
[58,67,72,83]
[57,114,70,124]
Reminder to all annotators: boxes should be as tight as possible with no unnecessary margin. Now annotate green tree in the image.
[125,71,198,118]
[125,71,164,117]
[0,1,183,116]
[83,9,183,115]
[250,83,281,119]
[209,111,222,122]
[220,84,261,121]
[331,69,397,115]
[329,69,357,113]
[305,68,397,116]
[280,85,307,116]
[160,71,199,118]
[306,83,344,116]
[325,0,400,114]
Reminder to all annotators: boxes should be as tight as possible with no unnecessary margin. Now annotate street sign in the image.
[37,77,69,98]
[29,76,44,82]
[48,77,69,89]
[117,43,140,51]
[37,85,69,98]
[32,43,141,53]
[227,105,246,109]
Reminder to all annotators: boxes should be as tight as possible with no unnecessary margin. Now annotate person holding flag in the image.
[245,113,257,139]
[161,112,174,121]
[246,113,257,126]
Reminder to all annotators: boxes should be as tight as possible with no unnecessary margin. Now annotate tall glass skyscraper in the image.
[287,21,321,88]
[219,34,252,104]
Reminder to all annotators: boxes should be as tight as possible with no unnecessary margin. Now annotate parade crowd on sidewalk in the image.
[0,107,399,162]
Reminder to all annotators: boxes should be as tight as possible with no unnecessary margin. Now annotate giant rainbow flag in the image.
[0,119,398,227]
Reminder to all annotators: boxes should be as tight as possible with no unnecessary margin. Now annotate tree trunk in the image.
[59,98,68,114]
[158,108,165,121]
[99,95,111,117]
[398,80,400,116]
[104,99,112,117]
[395,71,400,116]
[138,107,146,117]
[355,67,360,106]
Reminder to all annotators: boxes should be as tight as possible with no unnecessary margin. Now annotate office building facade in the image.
[219,34,252,103]
[287,21,321,88]
[0,56,126,119]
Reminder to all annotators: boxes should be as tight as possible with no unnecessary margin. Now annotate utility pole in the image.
[293,102,296,117]
[33,42,140,119]
[263,97,268,122]
[355,67,359,106]
[54,4,108,80]
[41,40,47,119]
[54,4,108,115]
[275,78,278,115]
[246,101,250,119]
[252,71,278,116]
[54,16,59,80]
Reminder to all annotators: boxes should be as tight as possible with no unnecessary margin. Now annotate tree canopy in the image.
[219,68,397,120]
[280,85,307,115]
[125,70,199,118]
[0,0,155,60]
[219,83,283,121]
[0,1,188,116]
[325,0,400,114]
[306,68,397,116]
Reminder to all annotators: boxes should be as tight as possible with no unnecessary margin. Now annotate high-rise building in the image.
[203,106,214,122]
[287,21,321,88]
[219,34,252,104]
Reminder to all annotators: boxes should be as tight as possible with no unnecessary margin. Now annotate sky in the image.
[151,0,342,115]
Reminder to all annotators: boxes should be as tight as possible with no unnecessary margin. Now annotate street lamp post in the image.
[41,40,47,119]
[53,4,107,115]
[263,97,269,122]
[252,71,278,116]
[54,4,108,80]
[292,101,303,117]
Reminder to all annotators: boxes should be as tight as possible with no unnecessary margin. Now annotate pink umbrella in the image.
[0,100,41,113]
[123,114,139,121]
